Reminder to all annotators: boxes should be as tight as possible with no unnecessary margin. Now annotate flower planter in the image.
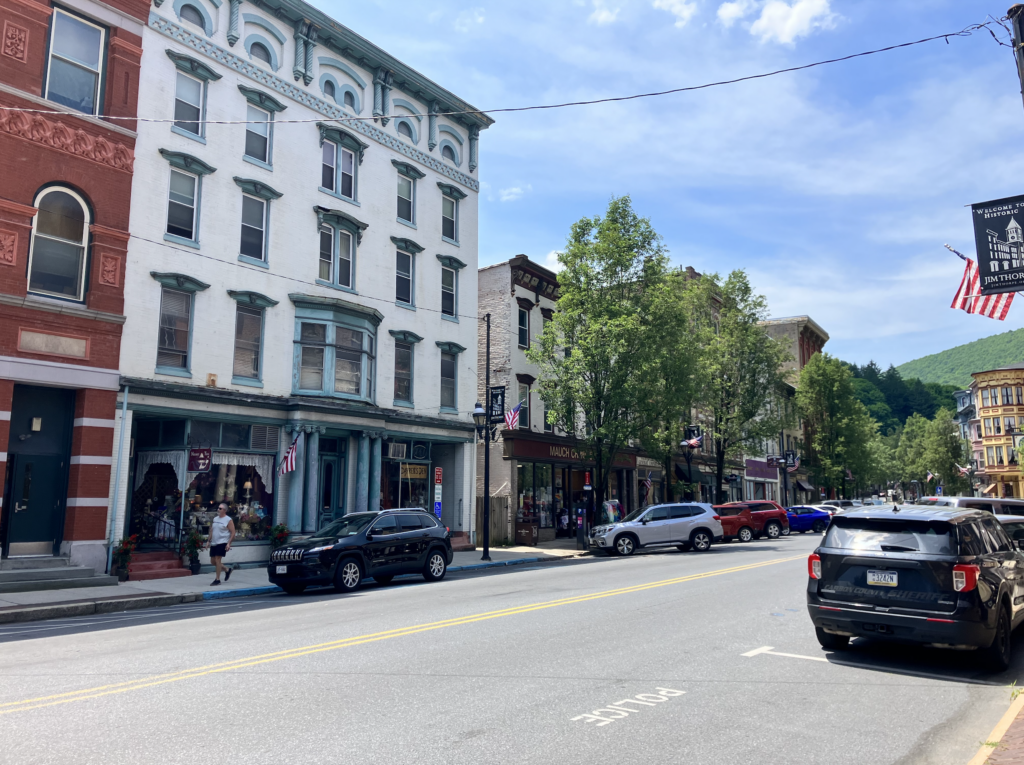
[189,556,202,575]
[117,569,129,582]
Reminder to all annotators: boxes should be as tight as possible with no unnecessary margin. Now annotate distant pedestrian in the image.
[208,503,235,586]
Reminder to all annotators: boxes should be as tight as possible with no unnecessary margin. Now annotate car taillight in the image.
[713,515,720,520]
[808,553,821,580]
[952,564,980,592]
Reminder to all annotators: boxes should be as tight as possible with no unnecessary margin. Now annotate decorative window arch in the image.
[172,0,214,35]
[438,124,464,145]
[395,117,418,144]
[317,74,360,113]
[28,186,91,301]
[392,99,423,123]
[244,33,279,70]
[241,13,287,45]
[323,79,335,100]
[439,139,460,167]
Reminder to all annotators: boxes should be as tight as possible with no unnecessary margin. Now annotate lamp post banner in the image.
[488,386,506,423]
[972,194,1024,295]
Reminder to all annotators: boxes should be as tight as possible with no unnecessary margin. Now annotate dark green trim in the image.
[151,272,210,292]
[388,329,423,344]
[289,292,383,326]
[436,182,467,201]
[392,159,425,180]
[165,49,222,81]
[436,254,466,270]
[233,177,283,200]
[159,149,217,175]
[314,205,368,243]
[435,340,466,354]
[317,123,368,164]
[390,235,423,254]
[238,84,287,112]
[228,290,279,308]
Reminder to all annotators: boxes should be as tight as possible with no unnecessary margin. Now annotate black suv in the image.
[807,506,1024,670]
[268,510,454,595]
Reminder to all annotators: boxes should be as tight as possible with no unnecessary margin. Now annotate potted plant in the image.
[180,528,205,575]
[270,524,289,550]
[111,534,138,581]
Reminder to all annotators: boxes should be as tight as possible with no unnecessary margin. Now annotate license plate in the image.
[276,565,287,574]
[866,569,897,587]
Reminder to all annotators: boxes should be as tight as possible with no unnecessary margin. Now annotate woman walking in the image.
[208,503,235,586]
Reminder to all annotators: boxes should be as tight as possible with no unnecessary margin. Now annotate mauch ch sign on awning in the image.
[972,194,1024,295]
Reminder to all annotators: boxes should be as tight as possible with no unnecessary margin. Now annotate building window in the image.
[442,194,458,242]
[334,327,364,395]
[983,389,991,407]
[396,250,413,305]
[1007,416,1017,433]
[1004,387,1014,406]
[518,308,529,348]
[984,418,992,436]
[441,144,456,163]
[240,195,267,261]
[441,267,456,317]
[233,305,262,379]
[996,418,1003,435]
[174,72,203,136]
[157,287,191,369]
[518,382,530,430]
[397,121,413,140]
[397,175,414,223]
[320,141,355,200]
[394,341,412,403]
[997,446,1006,465]
[977,424,984,440]
[166,169,198,241]
[27,187,90,300]
[323,80,335,100]
[244,104,271,164]
[45,9,106,115]
[987,446,996,466]
[343,91,355,110]
[295,320,375,401]
[298,322,325,390]
[440,352,456,410]
[179,4,205,28]
[317,226,353,289]
[544,402,552,432]
[249,42,272,65]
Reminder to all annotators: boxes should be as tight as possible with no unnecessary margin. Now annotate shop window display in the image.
[186,463,273,540]
[381,461,429,509]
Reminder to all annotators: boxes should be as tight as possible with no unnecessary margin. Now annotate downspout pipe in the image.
[106,384,129,573]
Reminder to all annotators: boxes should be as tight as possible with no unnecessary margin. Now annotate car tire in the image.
[333,558,362,593]
[423,549,447,582]
[615,535,637,556]
[781,526,791,536]
[690,529,712,552]
[765,522,782,539]
[282,584,306,595]
[738,527,754,543]
[815,627,850,650]
[373,575,394,585]
[983,607,1013,672]
[676,543,692,552]
[812,520,827,534]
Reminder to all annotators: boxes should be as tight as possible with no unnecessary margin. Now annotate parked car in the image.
[716,501,790,540]
[787,505,831,534]
[807,506,1024,670]
[590,503,723,556]
[916,497,1024,516]
[823,499,858,510]
[997,515,1024,547]
[268,509,454,595]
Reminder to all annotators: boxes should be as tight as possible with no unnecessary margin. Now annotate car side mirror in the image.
[365,531,374,541]
[641,518,648,525]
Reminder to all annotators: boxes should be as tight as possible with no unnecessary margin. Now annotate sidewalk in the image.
[970,696,1024,765]
[0,541,590,625]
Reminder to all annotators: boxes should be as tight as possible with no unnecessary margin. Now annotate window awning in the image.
[796,479,815,492]
[983,483,998,495]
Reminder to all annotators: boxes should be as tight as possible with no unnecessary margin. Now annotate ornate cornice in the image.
[150,13,479,191]
[238,84,287,112]
[391,159,425,180]
[159,148,217,175]
[436,182,467,201]
[234,177,283,199]
[0,108,134,173]
[436,254,466,270]
[388,329,423,344]
[314,205,368,243]
[289,292,384,326]
[150,271,211,292]
[166,48,222,81]
[227,289,279,307]
[390,236,423,254]
[436,341,466,354]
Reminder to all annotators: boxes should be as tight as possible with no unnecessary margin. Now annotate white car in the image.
[590,503,724,556]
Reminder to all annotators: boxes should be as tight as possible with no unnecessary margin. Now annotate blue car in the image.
[786,505,831,534]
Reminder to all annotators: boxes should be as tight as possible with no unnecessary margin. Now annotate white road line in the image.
[742,646,827,662]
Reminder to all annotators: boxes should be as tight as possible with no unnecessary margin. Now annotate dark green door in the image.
[7,455,66,556]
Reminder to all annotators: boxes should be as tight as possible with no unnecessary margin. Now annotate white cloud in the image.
[653,0,699,27]
[589,1,620,25]
[454,8,485,33]
[749,0,835,44]
[716,0,755,27]
[499,184,532,202]
[544,250,564,273]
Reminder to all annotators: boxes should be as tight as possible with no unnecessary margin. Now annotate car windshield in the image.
[619,507,648,523]
[823,516,954,554]
[309,513,376,539]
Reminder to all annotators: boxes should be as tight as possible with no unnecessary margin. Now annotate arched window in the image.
[29,187,90,300]
[397,121,413,140]
[441,144,456,163]
[179,4,205,28]
[250,42,271,64]
[343,91,355,110]
[323,80,335,99]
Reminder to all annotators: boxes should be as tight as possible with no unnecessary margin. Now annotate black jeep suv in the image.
[807,506,1024,670]
[268,510,454,595]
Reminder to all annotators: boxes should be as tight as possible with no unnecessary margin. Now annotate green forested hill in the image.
[896,328,1024,388]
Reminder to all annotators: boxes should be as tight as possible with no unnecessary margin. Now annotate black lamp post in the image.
[680,425,702,501]
[473,400,493,561]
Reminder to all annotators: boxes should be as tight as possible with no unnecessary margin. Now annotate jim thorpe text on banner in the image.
[972,193,1024,296]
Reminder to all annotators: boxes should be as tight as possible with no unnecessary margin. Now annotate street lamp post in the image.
[680,425,701,501]
[473,312,504,562]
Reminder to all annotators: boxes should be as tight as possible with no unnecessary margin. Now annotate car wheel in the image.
[812,520,827,534]
[738,527,754,543]
[282,584,306,595]
[333,558,362,593]
[815,627,850,650]
[615,535,637,556]
[676,543,692,552]
[423,550,447,582]
[765,522,781,539]
[690,530,712,552]
[373,575,394,585]
[983,607,1013,671]
[781,526,791,536]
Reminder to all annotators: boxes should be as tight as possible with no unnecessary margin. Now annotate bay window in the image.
[292,301,378,403]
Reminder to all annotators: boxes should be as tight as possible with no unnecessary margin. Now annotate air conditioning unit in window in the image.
[388,442,408,459]
[251,425,280,451]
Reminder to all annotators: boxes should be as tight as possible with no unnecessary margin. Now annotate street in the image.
[1,535,1020,765]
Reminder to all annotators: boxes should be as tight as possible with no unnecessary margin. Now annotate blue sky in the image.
[313,0,1021,368]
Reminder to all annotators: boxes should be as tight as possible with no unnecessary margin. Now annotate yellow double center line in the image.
[0,553,804,715]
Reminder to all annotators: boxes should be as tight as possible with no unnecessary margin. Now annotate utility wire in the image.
[0,19,1003,126]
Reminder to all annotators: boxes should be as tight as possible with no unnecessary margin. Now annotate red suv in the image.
[714,501,790,542]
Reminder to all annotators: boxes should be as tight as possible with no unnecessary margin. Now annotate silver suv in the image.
[590,503,724,556]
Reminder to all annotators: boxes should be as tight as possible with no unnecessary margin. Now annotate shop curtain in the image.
[134,450,188,491]
[212,452,275,488]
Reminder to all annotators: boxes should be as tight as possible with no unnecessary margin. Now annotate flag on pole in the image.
[926,470,935,482]
[956,463,971,476]
[948,245,1014,320]
[504,400,524,430]
[787,456,801,474]
[684,434,703,448]
[278,432,302,475]
[845,468,853,481]
[640,471,652,503]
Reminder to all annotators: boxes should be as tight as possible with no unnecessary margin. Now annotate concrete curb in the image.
[448,553,589,572]
[203,585,282,600]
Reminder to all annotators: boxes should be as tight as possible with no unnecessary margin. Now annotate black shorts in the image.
[210,543,227,558]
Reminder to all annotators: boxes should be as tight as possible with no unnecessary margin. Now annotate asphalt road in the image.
[0,534,1021,765]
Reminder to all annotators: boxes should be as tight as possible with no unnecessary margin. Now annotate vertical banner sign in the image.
[488,386,506,423]
[971,194,1024,295]
[433,467,442,518]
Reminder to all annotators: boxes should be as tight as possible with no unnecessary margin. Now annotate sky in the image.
[311,0,1023,369]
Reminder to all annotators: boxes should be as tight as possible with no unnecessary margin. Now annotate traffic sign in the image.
[434,467,443,484]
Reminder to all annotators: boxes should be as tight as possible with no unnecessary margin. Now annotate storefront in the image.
[744,459,780,503]
[637,456,664,508]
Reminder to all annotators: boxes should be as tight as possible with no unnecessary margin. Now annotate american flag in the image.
[787,456,801,474]
[948,245,1014,320]
[278,432,302,475]
[504,400,523,430]
[684,434,703,448]
[926,470,935,482]
[956,463,971,476]
[641,471,653,494]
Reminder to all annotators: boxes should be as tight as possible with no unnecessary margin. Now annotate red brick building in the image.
[0,0,144,568]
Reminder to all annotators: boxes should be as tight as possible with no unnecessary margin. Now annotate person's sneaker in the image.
[210,579,221,586]
[224,567,233,582]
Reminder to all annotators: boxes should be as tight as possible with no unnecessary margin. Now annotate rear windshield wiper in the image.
[880,544,917,552]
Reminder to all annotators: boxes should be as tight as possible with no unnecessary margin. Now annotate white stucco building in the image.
[107,0,491,564]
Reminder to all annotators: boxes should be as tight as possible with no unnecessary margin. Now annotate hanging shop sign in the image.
[766,456,786,468]
[972,194,1024,295]
[506,434,636,468]
[401,464,429,480]
[187,448,212,472]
